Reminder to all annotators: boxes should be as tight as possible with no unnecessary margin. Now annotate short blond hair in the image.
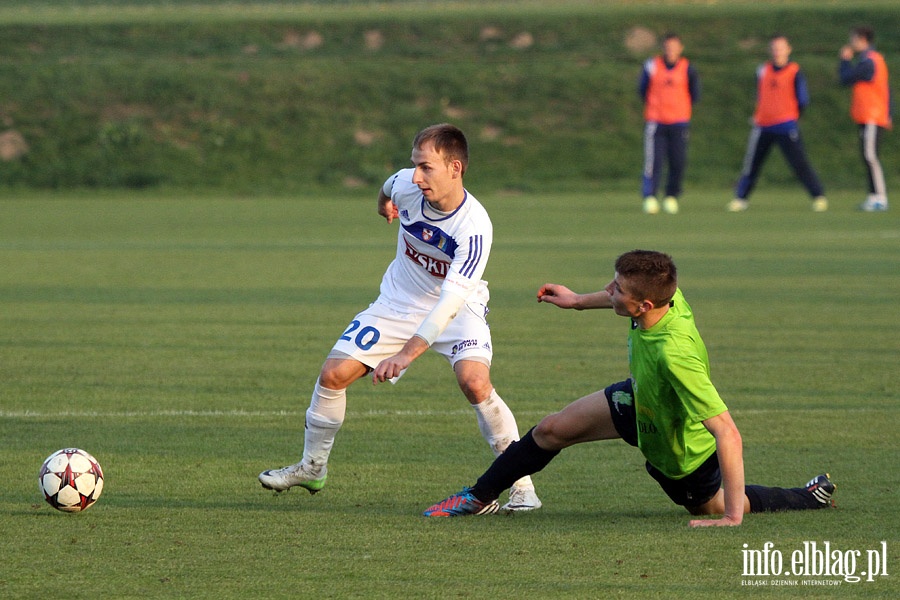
[413,123,469,175]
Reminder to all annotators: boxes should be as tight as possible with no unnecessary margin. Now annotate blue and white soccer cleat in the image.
[858,196,888,212]
[423,487,499,517]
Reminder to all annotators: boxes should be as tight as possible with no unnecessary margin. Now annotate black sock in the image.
[745,484,821,512]
[471,428,559,502]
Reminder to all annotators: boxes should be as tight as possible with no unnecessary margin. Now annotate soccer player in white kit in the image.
[259,124,540,511]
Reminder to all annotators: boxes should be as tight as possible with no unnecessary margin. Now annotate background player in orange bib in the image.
[639,33,700,215]
[728,34,827,213]
[840,26,892,212]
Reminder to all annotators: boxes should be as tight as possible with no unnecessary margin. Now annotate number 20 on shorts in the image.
[340,320,381,351]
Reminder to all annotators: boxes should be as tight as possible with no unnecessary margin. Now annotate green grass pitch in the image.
[0,188,897,598]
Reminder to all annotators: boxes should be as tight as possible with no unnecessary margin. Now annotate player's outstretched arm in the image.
[537,284,612,310]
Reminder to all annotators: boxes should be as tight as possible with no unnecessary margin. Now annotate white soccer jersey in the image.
[377,168,491,313]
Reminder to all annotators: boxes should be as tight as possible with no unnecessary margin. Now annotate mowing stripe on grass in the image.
[0,407,881,419]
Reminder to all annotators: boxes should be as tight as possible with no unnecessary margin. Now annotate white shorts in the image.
[329,300,493,380]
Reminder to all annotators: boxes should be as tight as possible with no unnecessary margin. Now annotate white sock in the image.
[472,389,534,490]
[302,380,346,470]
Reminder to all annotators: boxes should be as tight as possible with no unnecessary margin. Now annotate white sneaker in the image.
[727,198,749,212]
[662,196,679,214]
[858,195,888,212]
[642,196,660,215]
[501,485,542,512]
[258,462,327,494]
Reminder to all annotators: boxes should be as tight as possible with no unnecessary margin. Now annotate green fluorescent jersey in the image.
[628,288,728,479]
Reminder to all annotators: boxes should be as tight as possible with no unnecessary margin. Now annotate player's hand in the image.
[689,515,743,528]
[537,283,579,309]
[840,45,854,61]
[372,353,410,384]
[379,200,399,223]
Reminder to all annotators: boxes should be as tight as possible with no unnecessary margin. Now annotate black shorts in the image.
[604,379,722,508]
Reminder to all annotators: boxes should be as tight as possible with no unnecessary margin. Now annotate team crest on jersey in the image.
[402,222,458,258]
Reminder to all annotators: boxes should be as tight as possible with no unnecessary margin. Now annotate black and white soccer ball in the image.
[38,448,104,513]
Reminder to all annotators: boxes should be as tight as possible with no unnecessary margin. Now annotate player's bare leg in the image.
[533,390,621,450]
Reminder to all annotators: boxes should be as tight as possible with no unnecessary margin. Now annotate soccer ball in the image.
[38,448,104,513]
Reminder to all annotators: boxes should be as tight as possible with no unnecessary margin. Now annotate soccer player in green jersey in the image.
[424,250,835,526]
